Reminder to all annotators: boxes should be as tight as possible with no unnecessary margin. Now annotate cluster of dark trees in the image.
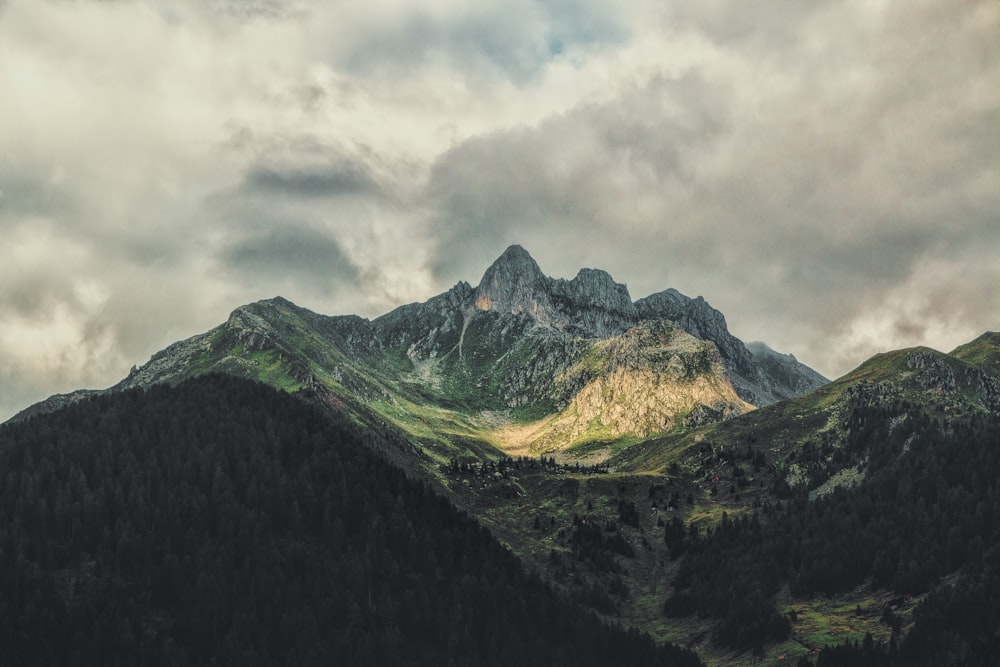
[570,515,635,573]
[664,401,1000,654]
[0,375,702,667]
[813,631,892,667]
[443,456,610,477]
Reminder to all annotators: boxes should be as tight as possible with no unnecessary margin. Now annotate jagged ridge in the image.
[13,245,828,464]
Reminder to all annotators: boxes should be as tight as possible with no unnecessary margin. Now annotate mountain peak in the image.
[498,243,534,262]
[473,245,549,314]
[480,245,544,282]
[570,267,627,294]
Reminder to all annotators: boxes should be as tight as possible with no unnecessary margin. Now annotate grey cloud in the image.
[1,0,997,421]
[423,3,1000,378]
[2,270,81,322]
[219,223,360,293]
[426,72,732,281]
[207,0,308,21]
[0,160,200,273]
[243,160,379,199]
[227,138,397,206]
[0,162,80,224]
[658,1,836,51]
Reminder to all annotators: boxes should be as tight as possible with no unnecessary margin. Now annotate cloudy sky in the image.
[1,0,998,420]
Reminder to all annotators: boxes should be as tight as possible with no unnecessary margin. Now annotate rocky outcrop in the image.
[10,389,103,422]
[904,348,1000,411]
[636,290,750,364]
[549,269,638,337]
[977,372,1000,411]
[116,333,216,391]
[637,289,756,377]
[908,350,957,394]
[844,380,902,410]
[635,290,828,405]
[373,282,471,357]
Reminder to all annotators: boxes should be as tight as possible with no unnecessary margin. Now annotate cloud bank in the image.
[0,0,997,419]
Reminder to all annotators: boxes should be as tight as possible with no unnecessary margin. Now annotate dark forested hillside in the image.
[0,375,701,667]
[663,399,1000,660]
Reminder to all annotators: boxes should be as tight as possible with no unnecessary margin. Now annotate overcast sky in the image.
[1,0,998,420]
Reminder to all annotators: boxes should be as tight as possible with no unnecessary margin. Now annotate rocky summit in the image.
[15,245,827,463]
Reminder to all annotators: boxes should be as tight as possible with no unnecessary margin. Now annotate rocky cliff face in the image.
[636,289,758,392]
[471,245,552,319]
[550,268,638,337]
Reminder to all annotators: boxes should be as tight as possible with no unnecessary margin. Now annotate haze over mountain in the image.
[15,246,826,464]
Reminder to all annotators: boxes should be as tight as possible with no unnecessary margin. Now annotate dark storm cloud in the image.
[219,223,360,292]
[0,161,78,223]
[243,160,379,199]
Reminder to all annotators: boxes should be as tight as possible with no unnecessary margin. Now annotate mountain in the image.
[13,245,827,465]
[0,374,703,667]
[7,244,1000,666]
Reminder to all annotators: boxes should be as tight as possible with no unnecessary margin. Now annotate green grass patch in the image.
[249,350,304,392]
[370,394,506,463]
[780,589,919,653]
[950,331,1000,372]
[566,433,644,460]
[510,400,557,423]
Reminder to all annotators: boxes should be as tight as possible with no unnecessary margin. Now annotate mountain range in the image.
[7,246,1000,667]
[15,245,826,464]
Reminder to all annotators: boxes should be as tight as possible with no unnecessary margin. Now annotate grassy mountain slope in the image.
[950,330,1000,375]
[15,296,757,466]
